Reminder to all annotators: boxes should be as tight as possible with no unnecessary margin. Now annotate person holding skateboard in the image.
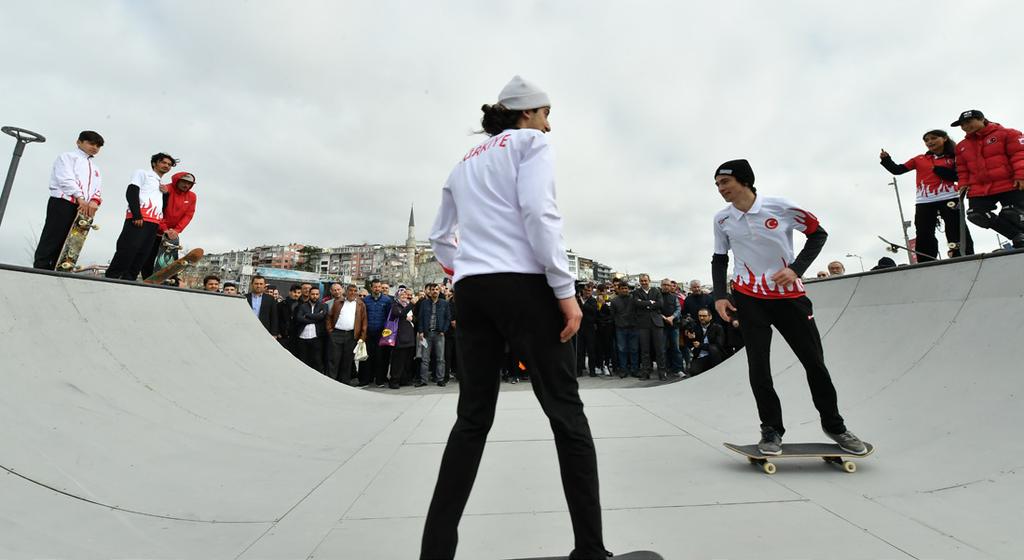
[423,76,609,560]
[710,159,867,457]
[33,131,104,270]
[106,152,176,280]
[950,109,1024,249]
[880,129,974,259]
[141,171,198,279]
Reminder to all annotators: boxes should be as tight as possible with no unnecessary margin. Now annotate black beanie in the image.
[715,159,755,188]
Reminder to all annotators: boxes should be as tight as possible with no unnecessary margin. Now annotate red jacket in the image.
[955,122,1024,198]
[161,172,197,233]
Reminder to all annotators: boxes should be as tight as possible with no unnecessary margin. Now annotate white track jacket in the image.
[429,128,575,299]
[48,148,102,204]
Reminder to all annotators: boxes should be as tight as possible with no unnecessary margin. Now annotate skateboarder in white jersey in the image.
[710,159,867,457]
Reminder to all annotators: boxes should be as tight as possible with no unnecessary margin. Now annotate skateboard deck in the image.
[878,235,929,261]
[504,552,662,560]
[724,441,874,474]
[55,211,99,271]
[144,247,203,285]
[153,234,181,272]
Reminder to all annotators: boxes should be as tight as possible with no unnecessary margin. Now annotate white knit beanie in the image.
[497,75,550,110]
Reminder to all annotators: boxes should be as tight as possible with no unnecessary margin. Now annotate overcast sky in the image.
[2,1,1022,280]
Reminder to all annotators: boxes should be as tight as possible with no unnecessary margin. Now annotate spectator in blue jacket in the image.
[416,282,451,386]
[359,279,394,387]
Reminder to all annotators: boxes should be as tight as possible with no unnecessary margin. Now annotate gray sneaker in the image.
[825,430,867,455]
[758,429,782,456]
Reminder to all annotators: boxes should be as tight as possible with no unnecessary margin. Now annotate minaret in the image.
[406,205,416,280]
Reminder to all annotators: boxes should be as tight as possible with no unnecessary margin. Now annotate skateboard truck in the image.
[1,126,46,230]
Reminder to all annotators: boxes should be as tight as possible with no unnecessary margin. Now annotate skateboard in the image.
[153,233,181,272]
[878,235,930,261]
[504,552,662,560]
[143,247,203,285]
[946,188,969,255]
[55,211,100,271]
[723,442,874,475]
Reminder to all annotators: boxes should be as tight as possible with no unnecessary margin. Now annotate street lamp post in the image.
[845,253,864,272]
[1,126,46,229]
[889,176,914,264]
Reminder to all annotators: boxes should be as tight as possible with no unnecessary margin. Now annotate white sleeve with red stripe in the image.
[781,198,820,235]
[90,162,102,205]
[429,181,458,278]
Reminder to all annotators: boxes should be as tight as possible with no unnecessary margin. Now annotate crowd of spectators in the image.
[216,272,750,388]
[576,274,744,381]
[223,276,460,388]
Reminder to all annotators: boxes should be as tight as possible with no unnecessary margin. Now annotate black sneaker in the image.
[825,430,868,455]
[758,428,782,456]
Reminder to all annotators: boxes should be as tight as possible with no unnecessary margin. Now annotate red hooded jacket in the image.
[161,171,197,233]
[955,122,1024,198]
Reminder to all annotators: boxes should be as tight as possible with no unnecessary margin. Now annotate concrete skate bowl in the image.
[0,251,1022,559]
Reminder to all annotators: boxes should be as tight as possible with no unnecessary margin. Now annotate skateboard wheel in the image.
[842,461,856,473]
[947,201,956,208]
[763,462,776,475]
[60,262,72,270]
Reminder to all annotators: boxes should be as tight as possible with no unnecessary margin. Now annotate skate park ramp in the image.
[1,251,1022,559]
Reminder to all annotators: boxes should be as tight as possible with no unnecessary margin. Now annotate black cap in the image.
[715,159,755,188]
[951,110,985,127]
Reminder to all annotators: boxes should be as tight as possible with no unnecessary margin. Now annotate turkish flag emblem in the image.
[765,218,779,230]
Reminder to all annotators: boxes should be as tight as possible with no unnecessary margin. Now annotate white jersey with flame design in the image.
[713,195,819,300]
[124,168,164,223]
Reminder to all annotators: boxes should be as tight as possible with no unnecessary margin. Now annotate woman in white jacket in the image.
[422,76,608,560]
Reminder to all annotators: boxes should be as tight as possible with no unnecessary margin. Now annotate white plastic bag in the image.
[353,339,369,362]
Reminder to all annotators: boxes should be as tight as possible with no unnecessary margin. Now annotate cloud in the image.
[2,1,1021,279]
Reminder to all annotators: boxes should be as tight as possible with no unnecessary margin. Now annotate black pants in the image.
[327,330,357,383]
[34,197,79,270]
[296,337,324,373]
[389,346,415,387]
[284,335,300,358]
[139,234,163,280]
[106,219,158,280]
[733,291,846,436]
[576,326,598,374]
[359,331,393,386]
[596,324,614,368]
[968,190,1024,240]
[444,327,458,379]
[421,274,604,560]
[688,346,723,375]
[915,199,974,261]
[636,326,666,373]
